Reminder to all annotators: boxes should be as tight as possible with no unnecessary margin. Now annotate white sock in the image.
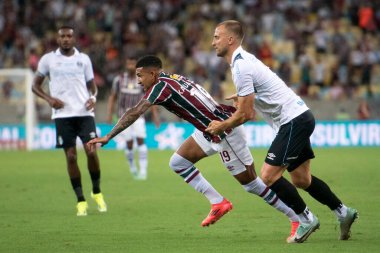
[243,177,299,222]
[298,207,315,224]
[334,203,348,219]
[138,144,148,177]
[169,153,223,204]
[125,149,137,174]
[179,166,223,204]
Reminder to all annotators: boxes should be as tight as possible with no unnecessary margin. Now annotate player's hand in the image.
[87,136,110,151]
[48,97,64,109]
[205,120,225,136]
[85,97,96,111]
[225,93,239,108]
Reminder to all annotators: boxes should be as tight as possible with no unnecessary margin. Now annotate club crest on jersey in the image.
[76,61,83,67]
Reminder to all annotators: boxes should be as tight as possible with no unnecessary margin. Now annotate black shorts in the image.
[265,110,315,172]
[54,116,98,148]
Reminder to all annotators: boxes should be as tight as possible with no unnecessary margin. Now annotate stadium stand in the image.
[0,0,379,123]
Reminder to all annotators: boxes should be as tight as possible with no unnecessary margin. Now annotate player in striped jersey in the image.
[107,56,160,180]
[88,55,300,236]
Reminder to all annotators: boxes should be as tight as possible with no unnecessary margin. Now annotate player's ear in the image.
[228,35,234,45]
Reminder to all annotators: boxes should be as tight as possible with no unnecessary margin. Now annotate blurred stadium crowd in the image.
[1,0,380,120]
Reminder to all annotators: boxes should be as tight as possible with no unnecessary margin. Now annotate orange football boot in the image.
[201,198,233,227]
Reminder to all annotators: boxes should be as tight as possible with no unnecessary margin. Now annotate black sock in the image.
[270,177,307,214]
[90,171,101,194]
[70,177,85,202]
[305,175,342,210]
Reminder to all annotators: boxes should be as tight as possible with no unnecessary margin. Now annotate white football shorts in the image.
[192,125,253,175]
[119,117,147,141]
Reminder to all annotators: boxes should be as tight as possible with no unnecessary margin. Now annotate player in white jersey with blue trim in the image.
[207,20,357,243]
[32,25,107,216]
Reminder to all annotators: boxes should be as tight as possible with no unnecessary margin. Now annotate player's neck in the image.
[59,48,75,56]
[227,45,240,65]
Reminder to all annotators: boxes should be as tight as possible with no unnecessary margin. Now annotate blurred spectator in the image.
[0,0,379,107]
[258,41,274,68]
[358,2,377,33]
[313,55,326,87]
[277,59,292,86]
[28,48,40,72]
[1,80,13,101]
[313,21,329,54]
[328,80,345,100]
[357,100,371,119]
[335,108,351,121]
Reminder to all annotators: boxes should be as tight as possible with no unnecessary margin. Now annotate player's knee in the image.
[260,164,280,186]
[66,152,77,164]
[291,176,311,189]
[137,144,147,153]
[85,145,97,158]
[169,153,193,172]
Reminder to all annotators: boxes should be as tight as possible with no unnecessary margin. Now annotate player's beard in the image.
[216,47,228,57]
[60,44,74,55]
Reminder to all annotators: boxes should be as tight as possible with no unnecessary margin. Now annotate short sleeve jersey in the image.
[37,48,95,119]
[143,72,236,142]
[231,46,309,133]
[111,73,144,118]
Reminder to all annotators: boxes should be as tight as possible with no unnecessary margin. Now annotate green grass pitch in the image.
[1,147,379,253]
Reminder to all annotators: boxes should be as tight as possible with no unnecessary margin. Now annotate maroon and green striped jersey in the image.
[143,72,236,142]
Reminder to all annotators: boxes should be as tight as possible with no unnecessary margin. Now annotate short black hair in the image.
[58,25,74,32]
[136,55,162,69]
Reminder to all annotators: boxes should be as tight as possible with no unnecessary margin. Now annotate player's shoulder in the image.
[40,50,56,59]
[232,53,255,74]
[78,51,91,61]
[38,51,57,65]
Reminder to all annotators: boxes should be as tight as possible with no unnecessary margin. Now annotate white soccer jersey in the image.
[37,48,95,119]
[230,46,309,133]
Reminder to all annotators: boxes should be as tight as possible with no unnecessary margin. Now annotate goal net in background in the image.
[0,68,35,150]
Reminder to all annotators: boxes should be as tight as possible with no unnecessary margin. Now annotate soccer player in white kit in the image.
[32,26,107,216]
[207,20,358,243]
[107,56,160,180]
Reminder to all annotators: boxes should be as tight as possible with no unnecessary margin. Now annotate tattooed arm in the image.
[87,99,152,148]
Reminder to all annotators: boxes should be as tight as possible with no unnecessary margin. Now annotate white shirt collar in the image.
[55,47,80,56]
[230,46,244,67]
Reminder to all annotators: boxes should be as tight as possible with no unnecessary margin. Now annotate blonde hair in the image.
[217,20,244,41]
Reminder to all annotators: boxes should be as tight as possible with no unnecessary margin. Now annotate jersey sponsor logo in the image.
[169,74,181,80]
[266,152,276,160]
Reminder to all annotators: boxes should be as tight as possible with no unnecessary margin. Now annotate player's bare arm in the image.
[88,99,152,149]
[225,93,239,108]
[206,94,255,135]
[85,79,97,111]
[31,74,64,109]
